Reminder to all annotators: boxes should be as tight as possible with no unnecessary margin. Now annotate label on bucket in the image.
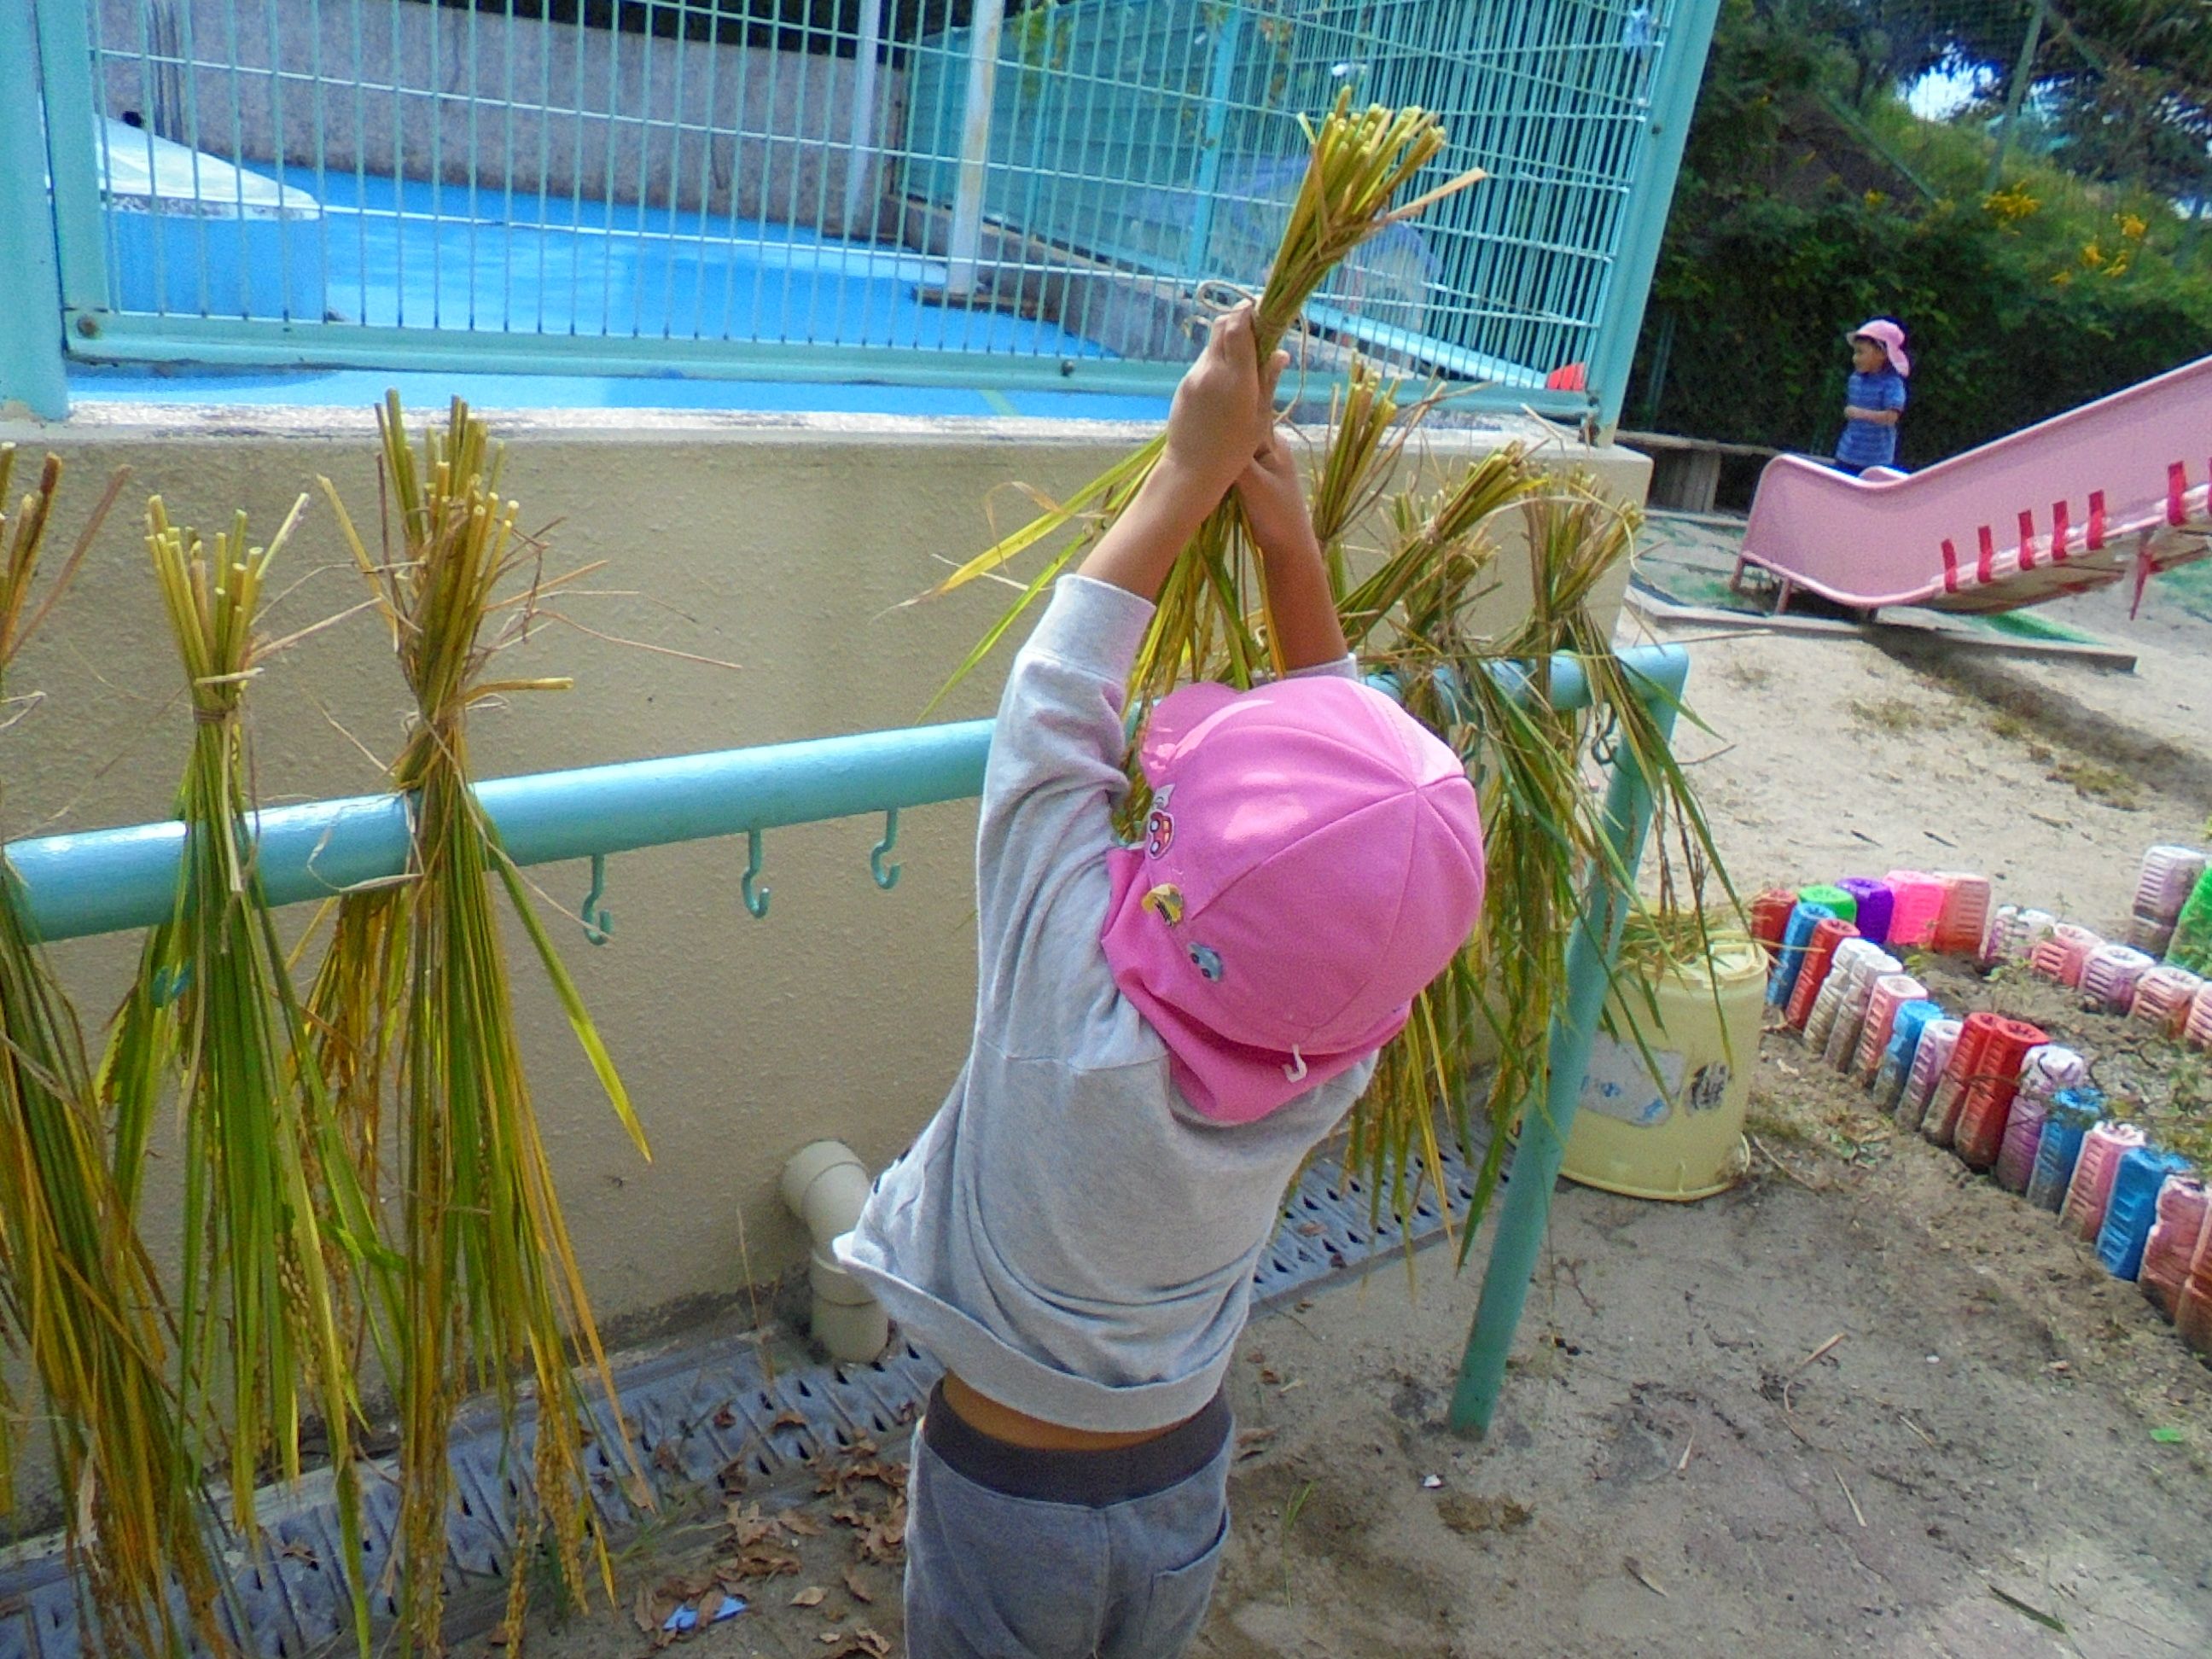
[1580,1037,1688,1126]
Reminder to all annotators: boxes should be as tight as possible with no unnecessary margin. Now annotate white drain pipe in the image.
[778,1141,889,1364]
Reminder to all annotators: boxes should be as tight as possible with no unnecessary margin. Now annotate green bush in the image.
[1638,195,2212,464]
[1631,0,2212,464]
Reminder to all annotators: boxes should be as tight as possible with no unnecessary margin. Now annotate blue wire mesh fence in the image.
[32,1,1714,413]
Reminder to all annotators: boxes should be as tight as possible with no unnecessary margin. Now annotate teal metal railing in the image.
[3,0,1720,423]
[3,643,1689,1434]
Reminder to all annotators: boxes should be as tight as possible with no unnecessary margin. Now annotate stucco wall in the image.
[0,403,1645,1344]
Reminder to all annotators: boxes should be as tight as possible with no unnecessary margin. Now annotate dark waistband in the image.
[921,1381,1230,1507]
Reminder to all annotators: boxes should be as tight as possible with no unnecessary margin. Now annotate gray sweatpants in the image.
[902,1389,1232,1659]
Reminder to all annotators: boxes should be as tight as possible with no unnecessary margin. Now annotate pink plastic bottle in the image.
[2189,985,2212,1051]
[2141,1176,2209,1321]
[2060,1123,2149,1243]
[1883,870,1946,948]
[2129,968,2205,1039]
[2079,944,2156,1013]
[2136,844,2209,923]
[1853,974,1927,1083]
[1993,1092,2048,1194]
[1930,872,1993,956]
[1896,1017,1961,1135]
[2028,923,2104,987]
[2178,1204,2212,1355]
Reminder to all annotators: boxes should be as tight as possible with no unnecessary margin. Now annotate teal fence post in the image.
[1181,3,1248,282]
[0,0,68,418]
[1581,0,1723,434]
[1447,646,1690,1437]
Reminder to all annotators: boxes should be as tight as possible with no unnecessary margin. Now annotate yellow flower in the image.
[2080,242,2104,268]
[1982,183,2041,224]
[2117,212,2148,241]
[2105,253,2131,278]
[1864,189,1888,209]
[2051,269,2075,287]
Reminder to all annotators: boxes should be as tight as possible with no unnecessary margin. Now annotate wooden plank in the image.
[1622,585,2139,671]
[1617,428,1782,460]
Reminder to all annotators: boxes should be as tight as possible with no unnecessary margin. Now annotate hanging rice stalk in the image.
[99,495,389,1652]
[0,451,231,1656]
[314,394,648,1654]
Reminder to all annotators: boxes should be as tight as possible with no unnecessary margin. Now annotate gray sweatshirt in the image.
[838,574,1373,1434]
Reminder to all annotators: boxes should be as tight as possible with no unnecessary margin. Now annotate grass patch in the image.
[2046,756,2142,810]
[1746,1097,1817,1145]
[1847,694,1928,734]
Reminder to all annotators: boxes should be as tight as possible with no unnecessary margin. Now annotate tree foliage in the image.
[1629,0,2212,462]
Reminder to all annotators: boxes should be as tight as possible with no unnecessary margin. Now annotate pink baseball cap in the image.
[1100,675,1486,1125]
[1851,319,1911,378]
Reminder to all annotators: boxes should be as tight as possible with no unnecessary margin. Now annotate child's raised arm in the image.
[1235,433,1349,672]
[1079,304,1286,602]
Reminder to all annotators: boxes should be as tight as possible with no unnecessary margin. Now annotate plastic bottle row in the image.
[1752,859,2212,1359]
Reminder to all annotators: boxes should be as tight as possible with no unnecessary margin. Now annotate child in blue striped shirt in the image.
[1836,318,1910,475]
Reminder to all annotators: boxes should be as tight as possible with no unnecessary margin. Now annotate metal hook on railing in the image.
[742,828,771,919]
[870,808,901,891]
[580,853,612,946]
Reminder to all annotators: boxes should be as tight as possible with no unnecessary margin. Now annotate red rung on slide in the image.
[2172,461,2190,527]
[2087,491,2107,550]
[1976,523,1996,585]
[2051,499,2071,561]
[2017,509,2038,569]
[1941,538,1960,591]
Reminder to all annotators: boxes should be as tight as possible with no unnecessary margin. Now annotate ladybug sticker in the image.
[1145,785,1176,859]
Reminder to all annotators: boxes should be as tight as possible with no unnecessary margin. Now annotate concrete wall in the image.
[0,403,1645,1347]
[97,0,906,236]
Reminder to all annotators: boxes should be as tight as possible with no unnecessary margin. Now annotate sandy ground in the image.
[516,548,2212,1659]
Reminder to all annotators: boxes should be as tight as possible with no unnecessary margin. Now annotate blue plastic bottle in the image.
[1767,900,1838,1008]
[2096,1146,2192,1280]
[1873,999,1945,1111]
[2025,1087,2103,1213]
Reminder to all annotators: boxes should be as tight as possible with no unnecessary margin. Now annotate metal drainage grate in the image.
[0,1134,1493,1657]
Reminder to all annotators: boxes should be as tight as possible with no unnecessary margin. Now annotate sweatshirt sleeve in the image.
[972,576,1153,1026]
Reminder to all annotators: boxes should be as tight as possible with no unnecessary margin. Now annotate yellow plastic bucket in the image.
[1557,934,1766,1202]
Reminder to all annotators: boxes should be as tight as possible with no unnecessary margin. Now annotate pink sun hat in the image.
[1100,674,1486,1125]
[1851,318,1912,377]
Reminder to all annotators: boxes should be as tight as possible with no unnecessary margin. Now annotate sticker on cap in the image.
[1144,785,1176,859]
[1141,884,1185,925]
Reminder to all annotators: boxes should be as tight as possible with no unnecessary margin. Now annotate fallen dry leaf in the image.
[782,1511,824,1538]
[1625,1556,1669,1598]
[1259,1368,1283,1385]
[774,1410,809,1431]
[792,1586,828,1608]
[843,1565,875,1604]
[1235,1428,1278,1460]
[713,1402,738,1429]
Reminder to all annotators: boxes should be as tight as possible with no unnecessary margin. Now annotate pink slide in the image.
[1734,353,2212,616]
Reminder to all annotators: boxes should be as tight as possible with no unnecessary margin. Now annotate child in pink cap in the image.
[840,305,1486,1657]
[1836,317,1910,476]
